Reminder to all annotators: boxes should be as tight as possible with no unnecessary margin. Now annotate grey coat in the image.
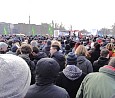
[76,55,93,74]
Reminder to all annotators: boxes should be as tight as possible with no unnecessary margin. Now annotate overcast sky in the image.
[0,0,115,31]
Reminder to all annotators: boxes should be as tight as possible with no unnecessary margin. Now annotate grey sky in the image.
[0,0,115,30]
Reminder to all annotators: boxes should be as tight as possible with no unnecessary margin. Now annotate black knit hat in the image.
[36,58,60,78]
[66,52,77,65]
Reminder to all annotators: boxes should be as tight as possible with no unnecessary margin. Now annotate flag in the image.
[48,24,53,35]
[32,26,35,36]
[3,26,8,35]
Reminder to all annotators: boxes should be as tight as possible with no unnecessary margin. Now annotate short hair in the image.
[32,46,39,54]
[20,44,33,54]
[75,45,88,56]
[100,49,109,57]
[108,57,115,68]
[94,42,100,50]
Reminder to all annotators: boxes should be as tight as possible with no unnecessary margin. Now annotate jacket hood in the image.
[97,57,109,65]
[53,51,65,61]
[0,54,31,98]
[35,52,47,60]
[63,65,82,80]
[99,65,115,76]
[77,55,86,64]
[36,58,60,86]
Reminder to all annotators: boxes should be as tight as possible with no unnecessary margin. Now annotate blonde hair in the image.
[51,40,61,48]
[106,43,114,51]
[75,45,88,56]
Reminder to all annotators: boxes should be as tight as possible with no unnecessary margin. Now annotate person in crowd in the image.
[50,40,65,71]
[106,43,114,57]
[93,48,110,72]
[42,39,51,57]
[32,46,48,64]
[18,44,35,85]
[0,54,31,98]
[65,44,72,55]
[25,58,70,98]
[30,40,38,47]
[76,57,115,98]
[75,45,93,74]
[0,42,8,54]
[56,52,86,98]
[89,42,101,64]
[6,44,19,55]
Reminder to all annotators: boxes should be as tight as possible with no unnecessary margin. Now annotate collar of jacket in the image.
[99,65,115,76]
[35,75,55,86]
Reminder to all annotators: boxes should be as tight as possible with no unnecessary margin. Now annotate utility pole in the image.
[29,15,30,35]
[29,15,30,24]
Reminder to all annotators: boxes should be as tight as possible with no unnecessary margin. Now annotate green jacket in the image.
[76,65,115,98]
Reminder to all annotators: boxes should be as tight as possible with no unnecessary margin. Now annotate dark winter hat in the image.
[11,45,19,52]
[36,58,60,78]
[66,52,77,65]
[65,44,71,50]
[47,40,51,45]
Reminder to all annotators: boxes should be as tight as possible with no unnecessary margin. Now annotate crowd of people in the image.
[0,34,115,98]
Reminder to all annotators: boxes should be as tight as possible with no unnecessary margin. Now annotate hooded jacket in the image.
[0,54,31,98]
[56,65,86,98]
[51,51,65,71]
[25,58,70,98]
[76,55,93,74]
[93,57,110,72]
[33,52,48,65]
[76,65,115,98]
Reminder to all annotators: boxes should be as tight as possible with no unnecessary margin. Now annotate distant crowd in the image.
[0,34,115,98]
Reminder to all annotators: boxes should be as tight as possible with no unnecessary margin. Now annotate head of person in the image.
[108,57,115,68]
[106,43,114,51]
[0,42,8,54]
[30,40,38,47]
[94,42,100,50]
[36,58,60,85]
[66,52,77,65]
[75,45,88,56]
[0,54,31,98]
[32,46,39,56]
[20,44,33,54]
[50,40,61,56]
[100,48,109,58]
[11,45,19,53]
[47,40,51,46]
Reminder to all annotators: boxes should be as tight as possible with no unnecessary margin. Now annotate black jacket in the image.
[25,84,70,98]
[56,65,86,98]
[89,48,100,64]
[33,52,48,65]
[51,51,65,71]
[42,45,51,57]
[93,57,110,72]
